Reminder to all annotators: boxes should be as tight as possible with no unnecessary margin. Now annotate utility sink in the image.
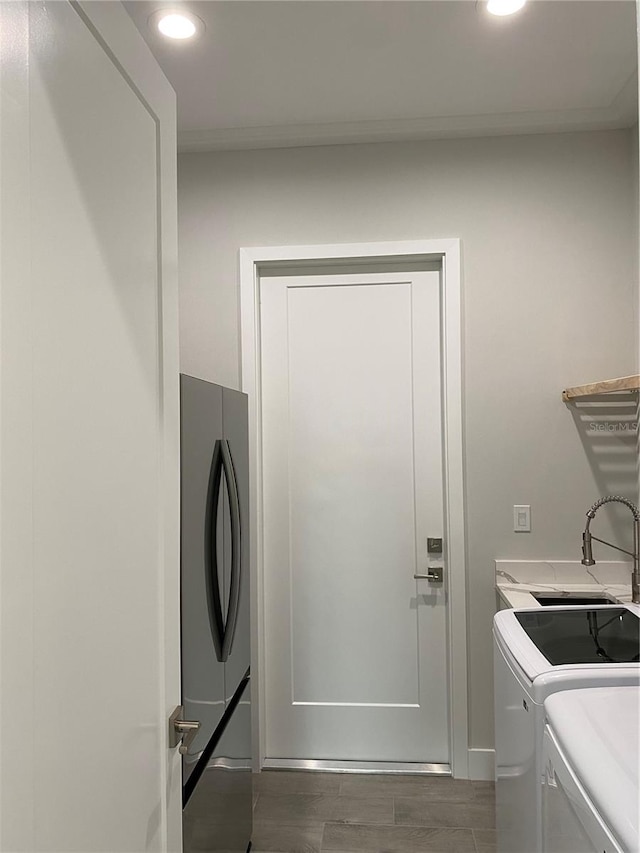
[533,595,616,606]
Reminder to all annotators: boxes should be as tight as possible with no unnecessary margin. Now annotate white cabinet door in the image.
[0,2,181,850]
[260,271,449,765]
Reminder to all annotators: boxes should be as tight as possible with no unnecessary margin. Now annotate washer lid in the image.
[545,686,639,852]
[494,605,640,682]
[514,608,639,665]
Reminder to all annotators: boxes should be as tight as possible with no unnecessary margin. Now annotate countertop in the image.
[495,560,633,609]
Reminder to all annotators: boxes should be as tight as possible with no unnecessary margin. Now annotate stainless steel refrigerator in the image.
[180,374,252,853]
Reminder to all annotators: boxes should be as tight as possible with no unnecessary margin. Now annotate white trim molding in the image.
[180,75,636,153]
[239,240,469,778]
[468,749,496,782]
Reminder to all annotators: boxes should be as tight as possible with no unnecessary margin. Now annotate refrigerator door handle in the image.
[204,439,225,662]
[220,439,242,662]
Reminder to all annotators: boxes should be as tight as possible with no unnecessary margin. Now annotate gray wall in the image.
[178,130,639,750]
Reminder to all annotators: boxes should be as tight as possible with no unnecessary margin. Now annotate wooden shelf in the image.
[562,374,640,403]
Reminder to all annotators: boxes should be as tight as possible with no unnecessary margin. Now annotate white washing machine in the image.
[542,686,639,853]
[493,604,640,853]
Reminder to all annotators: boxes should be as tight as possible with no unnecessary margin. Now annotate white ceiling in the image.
[123,0,638,152]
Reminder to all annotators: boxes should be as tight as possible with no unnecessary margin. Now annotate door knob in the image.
[169,705,201,754]
[414,566,444,583]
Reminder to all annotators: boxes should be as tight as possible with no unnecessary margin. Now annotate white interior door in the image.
[0,2,181,850]
[260,270,449,766]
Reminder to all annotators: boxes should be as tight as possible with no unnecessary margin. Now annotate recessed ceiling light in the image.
[487,0,526,16]
[149,9,204,41]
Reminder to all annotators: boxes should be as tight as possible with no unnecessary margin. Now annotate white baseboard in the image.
[468,748,495,781]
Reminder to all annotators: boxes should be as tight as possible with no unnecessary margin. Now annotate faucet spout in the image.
[581,496,640,604]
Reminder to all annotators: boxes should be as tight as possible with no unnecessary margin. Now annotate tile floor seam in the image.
[323,820,480,826]
[255,819,494,827]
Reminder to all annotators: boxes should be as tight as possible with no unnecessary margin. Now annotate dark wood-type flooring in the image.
[252,771,496,853]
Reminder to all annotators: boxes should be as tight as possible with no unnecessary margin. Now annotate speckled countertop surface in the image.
[495,560,633,608]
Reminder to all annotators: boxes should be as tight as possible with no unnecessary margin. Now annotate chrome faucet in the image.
[581,495,640,604]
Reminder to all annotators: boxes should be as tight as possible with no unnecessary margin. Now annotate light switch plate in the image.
[513,505,531,532]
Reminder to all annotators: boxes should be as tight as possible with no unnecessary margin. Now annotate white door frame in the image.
[239,239,469,779]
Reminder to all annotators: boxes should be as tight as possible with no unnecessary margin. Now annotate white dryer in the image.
[542,686,639,853]
[493,604,640,853]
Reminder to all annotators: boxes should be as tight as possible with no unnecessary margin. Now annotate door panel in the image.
[261,271,448,764]
[0,3,180,848]
[288,282,416,706]
[31,3,165,847]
